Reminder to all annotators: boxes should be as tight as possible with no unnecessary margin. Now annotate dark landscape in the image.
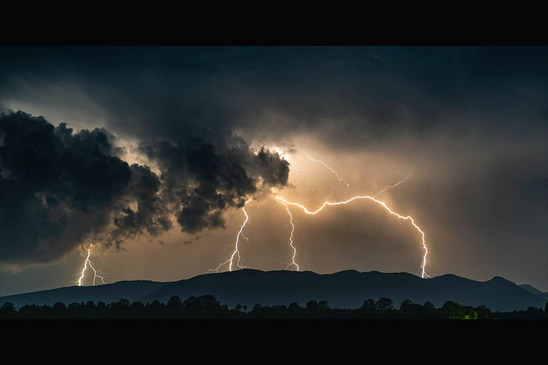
[1,269,546,319]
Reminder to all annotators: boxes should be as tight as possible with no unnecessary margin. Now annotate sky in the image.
[0,46,546,296]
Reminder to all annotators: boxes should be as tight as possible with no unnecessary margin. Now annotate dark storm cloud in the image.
[109,163,172,247]
[0,47,297,264]
[0,111,172,263]
[0,110,289,264]
[140,138,288,234]
[227,46,548,148]
[4,46,546,153]
[1,46,545,209]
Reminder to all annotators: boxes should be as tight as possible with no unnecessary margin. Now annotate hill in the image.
[0,270,545,312]
[0,280,165,308]
[519,284,548,302]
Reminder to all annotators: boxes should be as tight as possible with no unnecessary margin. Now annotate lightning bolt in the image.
[277,155,420,276]
[307,154,350,199]
[209,199,252,273]
[273,154,350,272]
[373,170,413,198]
[275,153,351,272]
[77,246,106,286]
[278,199,299,271]
[274,193,430,279]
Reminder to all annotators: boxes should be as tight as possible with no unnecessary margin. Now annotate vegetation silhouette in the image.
[1,296,546,319]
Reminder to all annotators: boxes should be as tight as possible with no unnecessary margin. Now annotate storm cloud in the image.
[0,111,133,263]
[0,110,289,264]
[139,137,288,234]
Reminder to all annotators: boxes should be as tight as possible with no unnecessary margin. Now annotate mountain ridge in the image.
[0,269,545,312]
[519,284,548,301]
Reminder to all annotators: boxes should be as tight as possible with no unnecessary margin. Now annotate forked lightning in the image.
[77,246,106,286]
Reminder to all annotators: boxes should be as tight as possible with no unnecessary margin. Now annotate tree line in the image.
[0,295,546,319]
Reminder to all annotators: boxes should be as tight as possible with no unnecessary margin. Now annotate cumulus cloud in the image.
[0,111,132,263]
[0,110,289,265]
[140,137,288,234]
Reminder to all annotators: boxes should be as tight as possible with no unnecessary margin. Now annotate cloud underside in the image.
[0,111,289,264]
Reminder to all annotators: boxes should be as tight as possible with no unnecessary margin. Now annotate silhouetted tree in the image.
[85,301,96,311]
[182,296,199,312]
[304,300,320,318]
[167,296,183,308]
[376,297,394,311]
[53,302,66,311]
[400,299,425,318]
[131,301,145,310]
[460,307,478,320]
[318,300,329,312]
[148,300,164,312]
[251,304,263,318]
[306,300,319,312]
[399,299,414,310]
[68,302,83,315]
[181,295,222,317]
[50,302,67,318]
[130,301,145,317]
[441,301,478,319]
[0,302,16,318]
[112,298,130,310]
[441,301,459,317]
[19,304,41,318]
[288,302,301,318]
[525,306,544,318]
[475,305,492,319]
[361,299,377,311]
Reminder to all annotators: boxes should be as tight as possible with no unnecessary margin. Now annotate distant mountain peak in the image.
[488,276,514,285]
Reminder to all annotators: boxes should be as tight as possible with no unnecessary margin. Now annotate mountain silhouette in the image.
[0,270,545,312]
[0,280,164,309]
[519,284,548,302]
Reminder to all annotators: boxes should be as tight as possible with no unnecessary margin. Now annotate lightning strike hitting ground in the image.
[274,194,430,279]
[77,246,106,286]
[209,199,252,273]
[278,199,299,271]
